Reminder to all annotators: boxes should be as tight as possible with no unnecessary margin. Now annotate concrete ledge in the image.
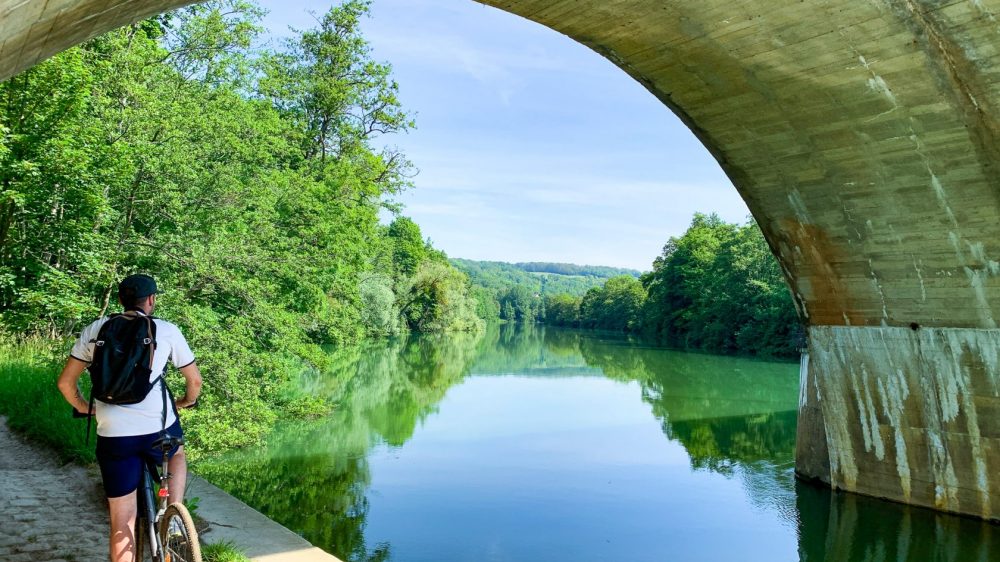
[188,475,342,562]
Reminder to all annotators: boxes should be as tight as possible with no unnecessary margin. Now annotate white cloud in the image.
[366,31,565,102]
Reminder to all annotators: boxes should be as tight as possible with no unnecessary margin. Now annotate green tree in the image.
[642,213,734,345]
[259,0,412,176]
[358,274,399,336]
[396,262,483,333]
[387,216,427,276]
[498,285,538,322]
[501,301,516,321]
[640,214,800,357]
[469,285,500,322]
[0,0,483,455]
[544,293,581,327]
[0,50,110,336]
[578,275,645,332]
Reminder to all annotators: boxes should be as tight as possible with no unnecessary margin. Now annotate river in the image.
[196,324,1000,562]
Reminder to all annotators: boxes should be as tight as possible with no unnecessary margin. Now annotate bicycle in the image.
[73,410,202,562]
[134,432,202,562]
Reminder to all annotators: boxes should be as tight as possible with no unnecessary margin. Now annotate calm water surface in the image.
[198,325,1000,562]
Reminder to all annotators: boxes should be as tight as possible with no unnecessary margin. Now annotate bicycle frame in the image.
[137,446,175,562]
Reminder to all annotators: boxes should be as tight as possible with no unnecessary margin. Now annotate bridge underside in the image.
[4,0,1000,519]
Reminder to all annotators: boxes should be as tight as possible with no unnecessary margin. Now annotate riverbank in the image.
[0,416,341,562]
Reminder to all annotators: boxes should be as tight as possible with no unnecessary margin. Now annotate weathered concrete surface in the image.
[795,353,832,484]
[802,326,1000,520]
[4,0,1000,518]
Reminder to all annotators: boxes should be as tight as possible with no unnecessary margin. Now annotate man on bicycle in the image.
[57,274,203,562]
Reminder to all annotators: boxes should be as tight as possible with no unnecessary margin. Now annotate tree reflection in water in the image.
[198,332,482,562]
[197,324,1000,561]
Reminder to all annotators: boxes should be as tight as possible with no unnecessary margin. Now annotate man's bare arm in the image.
[57,357,91,414]
[176,362,203,408]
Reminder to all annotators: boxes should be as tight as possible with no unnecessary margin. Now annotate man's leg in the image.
[168,445,186,505]
[108,492,137,562]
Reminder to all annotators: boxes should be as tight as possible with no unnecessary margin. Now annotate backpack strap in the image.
[84,396,95,446]
[158,370,180,435]
[159,372,168,433]
[142,314,155,371]
[144,315,171,433]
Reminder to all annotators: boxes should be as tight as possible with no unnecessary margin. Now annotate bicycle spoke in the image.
[158,504,202,562]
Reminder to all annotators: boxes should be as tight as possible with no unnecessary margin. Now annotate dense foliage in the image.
[451,258,635,323]
[0,0,481,455]
[543,214,802,357]
[642,213,802,356]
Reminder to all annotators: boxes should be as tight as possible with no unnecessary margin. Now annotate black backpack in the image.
[88,313,159,404]
[82,313,172,442]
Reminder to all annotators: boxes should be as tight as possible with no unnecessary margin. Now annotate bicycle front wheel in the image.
[158,503,202,562]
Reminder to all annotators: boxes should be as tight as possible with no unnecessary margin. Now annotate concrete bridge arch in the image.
[3,0,1000,519]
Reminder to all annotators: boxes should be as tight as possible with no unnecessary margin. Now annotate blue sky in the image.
[256,0,749,271]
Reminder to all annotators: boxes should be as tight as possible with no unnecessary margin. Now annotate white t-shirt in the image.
[71,312,195,437]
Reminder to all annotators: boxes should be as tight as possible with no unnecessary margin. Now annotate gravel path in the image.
[0,416,109,562]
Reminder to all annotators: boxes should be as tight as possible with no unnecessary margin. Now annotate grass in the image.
[202,540,252,562]
[0,338,96,463]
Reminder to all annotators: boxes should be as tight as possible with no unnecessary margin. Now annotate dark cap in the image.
[118,274,158,301]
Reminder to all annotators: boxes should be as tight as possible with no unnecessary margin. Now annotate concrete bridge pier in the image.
[797,326,1000,520]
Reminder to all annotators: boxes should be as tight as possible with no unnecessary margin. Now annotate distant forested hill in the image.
[514,262,640,278]
[451,259,636,322]
[452,214,801,358]
[452,259,635,297]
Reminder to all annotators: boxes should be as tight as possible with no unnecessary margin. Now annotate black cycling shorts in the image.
[95,419,183,498]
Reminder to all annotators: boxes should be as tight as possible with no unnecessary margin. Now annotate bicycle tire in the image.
[158,503,202,562]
